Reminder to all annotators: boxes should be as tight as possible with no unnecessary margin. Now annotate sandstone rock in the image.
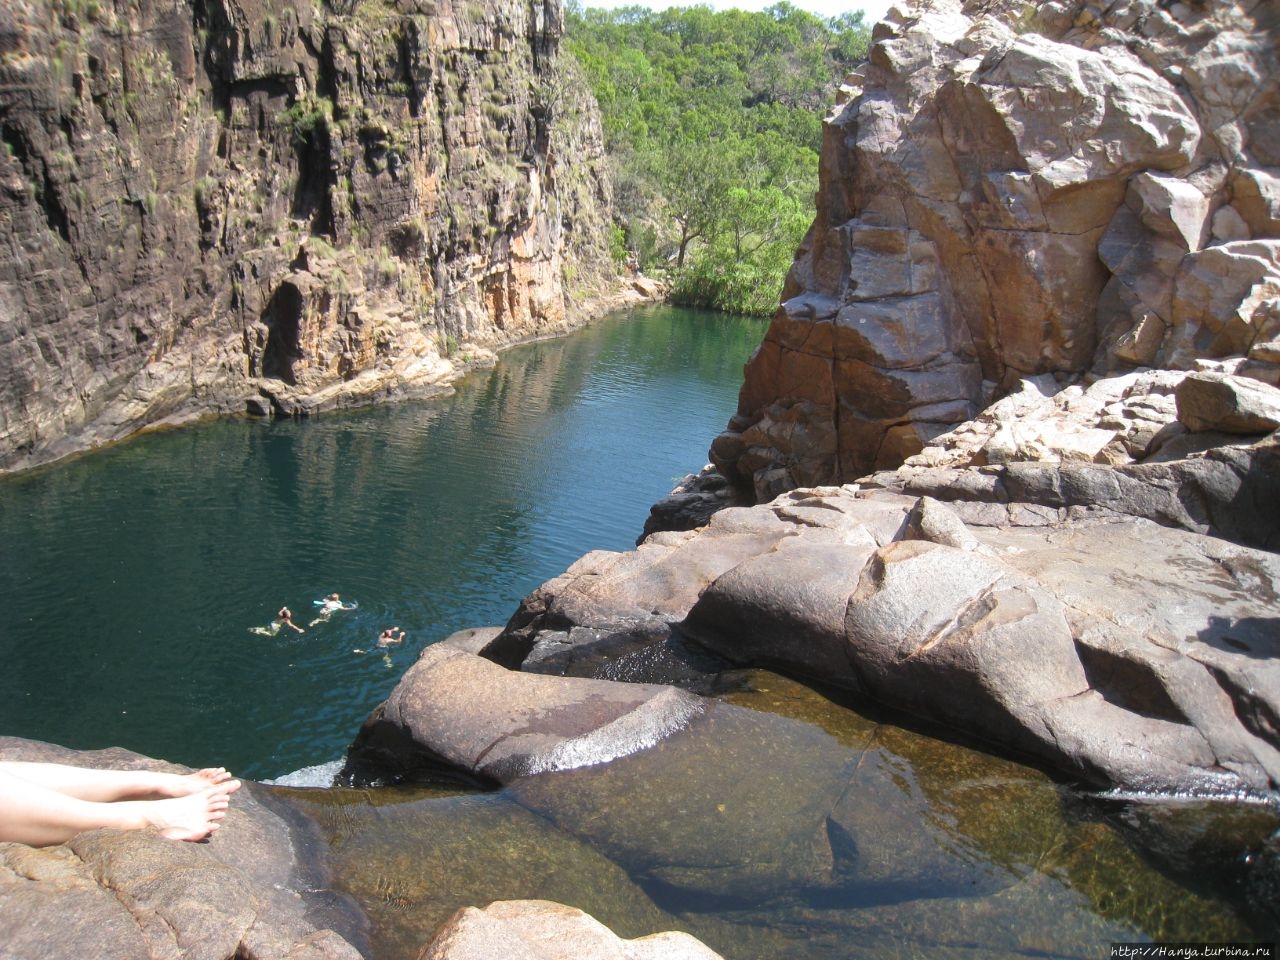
[871,433,1280,551]
[481,482,1280,797]
[711,0,1280,502]
[0,737,363,960]
[0,0,617,474]
[419,901,725,960]
[343,645,706,786]
[1175,371,1280,433]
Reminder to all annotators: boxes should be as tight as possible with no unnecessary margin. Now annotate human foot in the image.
[154,767,238,798]
[135,782,240,841]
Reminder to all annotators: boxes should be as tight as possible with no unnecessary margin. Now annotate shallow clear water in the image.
[286,672,1280,959]
[0,305,766,780]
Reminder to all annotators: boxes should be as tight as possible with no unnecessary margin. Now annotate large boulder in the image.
[711,0,1280,501]
[479,480,1280,798]
[0,737,364,960]
[343,644,706,786]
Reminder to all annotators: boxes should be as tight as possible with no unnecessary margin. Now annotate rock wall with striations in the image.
[0,0,616,472]
[710,0,1280,501]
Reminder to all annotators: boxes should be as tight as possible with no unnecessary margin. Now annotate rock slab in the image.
[345,644,706,786]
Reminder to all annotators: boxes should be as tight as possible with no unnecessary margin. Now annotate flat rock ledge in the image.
[462,464,1280,800]
[0,737,364,960]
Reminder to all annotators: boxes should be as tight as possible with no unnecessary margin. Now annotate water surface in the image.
[0,306,765,780]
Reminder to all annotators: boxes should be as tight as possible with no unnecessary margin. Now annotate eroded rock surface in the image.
[478,474,1280,797]
[0,0,621,473]
[0,737,365,959]
[711,0,1280,501]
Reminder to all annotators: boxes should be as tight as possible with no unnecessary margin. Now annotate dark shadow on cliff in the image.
[262,282,304,385]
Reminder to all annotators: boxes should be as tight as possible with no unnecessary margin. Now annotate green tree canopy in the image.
[566,1,870,315]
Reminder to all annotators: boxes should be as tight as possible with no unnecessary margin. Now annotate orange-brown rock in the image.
[712,0,1280,502]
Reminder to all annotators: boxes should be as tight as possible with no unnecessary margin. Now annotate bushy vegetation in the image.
[565,1,870,315]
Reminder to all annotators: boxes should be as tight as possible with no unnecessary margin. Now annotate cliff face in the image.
[711,0,1280,501]
[0,0,615,472]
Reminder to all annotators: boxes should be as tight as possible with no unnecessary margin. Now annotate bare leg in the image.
[0,767,239,847]
[0,761,235,802]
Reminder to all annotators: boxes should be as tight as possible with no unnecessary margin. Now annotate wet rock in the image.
[420,900,725,960]
[0,737,364,960]
[343,645,706,787]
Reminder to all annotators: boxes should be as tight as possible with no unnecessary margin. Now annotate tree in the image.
[565,2,871,314]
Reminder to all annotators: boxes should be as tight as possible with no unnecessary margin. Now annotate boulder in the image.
[0,738,364,960]
[343,645,706,786]
[419,901,725,960]
[1176,372,1280,433]
[484,481,1280,797]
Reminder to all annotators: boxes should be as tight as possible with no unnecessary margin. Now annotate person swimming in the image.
[377,627,406,647]
[308,593,357,627]
[249,606,306,636]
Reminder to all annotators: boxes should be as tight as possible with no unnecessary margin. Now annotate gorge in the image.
[1,0,1279,957]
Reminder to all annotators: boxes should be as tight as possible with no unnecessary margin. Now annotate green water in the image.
[0,306,766,780]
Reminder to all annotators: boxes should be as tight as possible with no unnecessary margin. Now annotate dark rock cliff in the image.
[0,0,616,472]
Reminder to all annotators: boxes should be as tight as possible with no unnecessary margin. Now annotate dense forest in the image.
[565,2,872,315]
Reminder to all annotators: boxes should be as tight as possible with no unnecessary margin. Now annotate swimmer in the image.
[250,607,306,637]
[377,627,406,648]
[309,593,356,627]
[277,607,305,633]
[0,761,241,847]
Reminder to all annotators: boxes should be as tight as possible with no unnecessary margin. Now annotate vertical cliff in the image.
[0,0,616,472]
[711,0,1280,501]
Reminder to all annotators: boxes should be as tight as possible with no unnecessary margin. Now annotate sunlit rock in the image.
[0,737,363,959]
[712,0,1280,500]
[419,900,725,960]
